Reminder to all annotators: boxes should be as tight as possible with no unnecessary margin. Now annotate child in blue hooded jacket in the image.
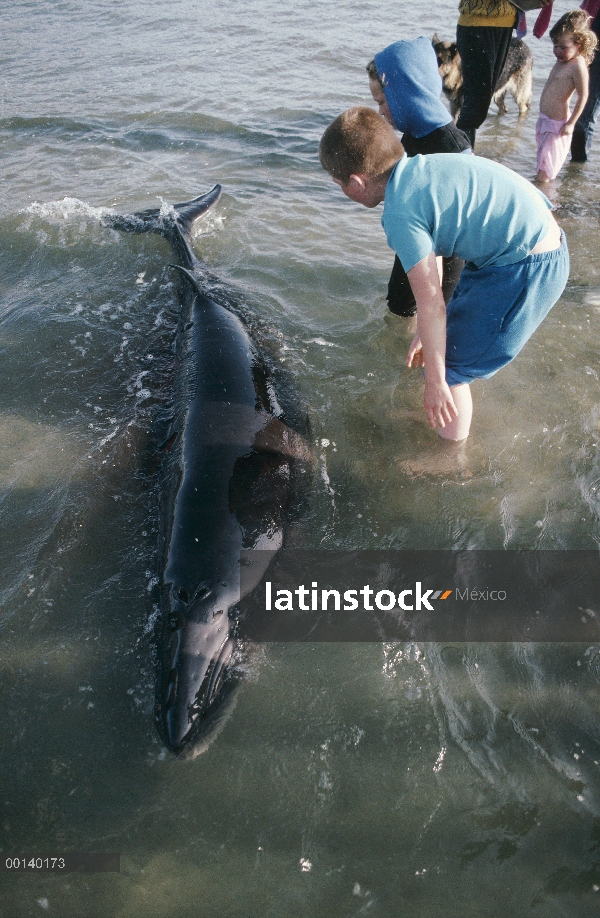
[367,37,471,318]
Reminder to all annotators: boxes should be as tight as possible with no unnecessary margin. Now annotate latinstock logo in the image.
[265,581,454,612]
[239,549,600,643]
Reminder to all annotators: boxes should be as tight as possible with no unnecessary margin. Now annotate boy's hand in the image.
[423,377,458,430]
[406,334,424,368]
[560,122,574,136]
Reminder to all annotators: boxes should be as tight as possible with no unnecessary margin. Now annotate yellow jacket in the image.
[458,0,517,28]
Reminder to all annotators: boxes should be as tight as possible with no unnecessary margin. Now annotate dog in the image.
[432,35,533,121]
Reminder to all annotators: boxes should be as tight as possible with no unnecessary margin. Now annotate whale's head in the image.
[156,583,238,753]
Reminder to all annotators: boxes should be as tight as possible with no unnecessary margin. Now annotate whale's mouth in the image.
[191,637,235,717]
[161,636,236,753]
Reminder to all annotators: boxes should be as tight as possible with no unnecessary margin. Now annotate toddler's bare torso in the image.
[539,57,585,121]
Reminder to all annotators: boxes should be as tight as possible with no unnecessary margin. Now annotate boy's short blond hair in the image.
[319,106,404,184]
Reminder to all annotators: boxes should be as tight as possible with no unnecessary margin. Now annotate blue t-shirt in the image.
[382,153,552,273]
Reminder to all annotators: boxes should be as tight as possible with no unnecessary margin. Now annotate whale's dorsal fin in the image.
[169,264,203,296]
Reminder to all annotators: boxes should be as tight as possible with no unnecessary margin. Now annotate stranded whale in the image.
[105,187,309,753]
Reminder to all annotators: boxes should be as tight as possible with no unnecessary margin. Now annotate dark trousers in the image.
[455,24,514,147]
[387,253,465,318]
[572,10,600,161]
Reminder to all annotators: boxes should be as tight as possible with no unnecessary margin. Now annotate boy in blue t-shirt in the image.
[319,106,569,441]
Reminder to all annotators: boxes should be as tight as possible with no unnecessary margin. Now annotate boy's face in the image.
[553,34,579,62]
[332,174,385,209]
[369,79,394,126]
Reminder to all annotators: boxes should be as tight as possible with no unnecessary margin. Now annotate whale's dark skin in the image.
[105,188,309,753]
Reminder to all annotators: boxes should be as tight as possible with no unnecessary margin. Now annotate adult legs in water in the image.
[571,9,600,162]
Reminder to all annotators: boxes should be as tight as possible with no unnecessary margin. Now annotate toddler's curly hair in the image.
[549,9,598,66]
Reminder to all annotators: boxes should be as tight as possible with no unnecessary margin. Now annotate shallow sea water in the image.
[1,1,600,915]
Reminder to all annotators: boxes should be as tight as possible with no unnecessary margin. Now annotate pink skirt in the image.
[536,113,571,180]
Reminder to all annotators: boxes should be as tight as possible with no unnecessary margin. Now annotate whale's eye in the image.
[169,611,185,631]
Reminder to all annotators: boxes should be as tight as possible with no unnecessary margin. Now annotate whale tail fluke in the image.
[172,185,222,237]
[103,185,222,239]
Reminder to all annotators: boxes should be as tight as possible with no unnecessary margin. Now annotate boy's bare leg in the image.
[438,383,472,440]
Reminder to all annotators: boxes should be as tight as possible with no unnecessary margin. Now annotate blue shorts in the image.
[443,232,569,387]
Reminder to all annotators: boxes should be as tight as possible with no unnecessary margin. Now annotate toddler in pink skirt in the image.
[536,9,597,182]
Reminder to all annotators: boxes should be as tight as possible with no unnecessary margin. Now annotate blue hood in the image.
[374,37,450,138]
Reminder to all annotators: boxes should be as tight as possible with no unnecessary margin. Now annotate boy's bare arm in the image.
[562,57,589,134]
[406,253,458,430]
